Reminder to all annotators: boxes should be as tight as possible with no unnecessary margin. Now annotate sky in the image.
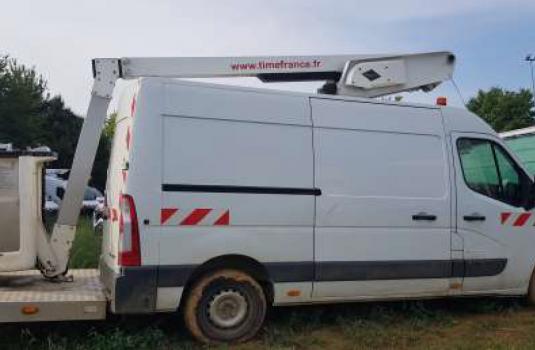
[1,0,534,115]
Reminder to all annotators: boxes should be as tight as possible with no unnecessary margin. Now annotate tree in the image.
[91,113,116,191]
[467,87,535,132]
[0,55,115,191]
[40,99,116,191]
[0,56,47,147]
[39,96,83,169]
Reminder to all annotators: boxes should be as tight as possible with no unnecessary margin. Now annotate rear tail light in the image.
[118,194,141,266]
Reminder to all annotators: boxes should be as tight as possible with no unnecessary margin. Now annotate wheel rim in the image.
[207,290,248,329]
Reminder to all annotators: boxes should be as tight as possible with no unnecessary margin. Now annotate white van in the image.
[101,78,535,342]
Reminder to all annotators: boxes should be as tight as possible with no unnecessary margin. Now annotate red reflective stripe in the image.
[111,208,118,222]
[501,212,512,225]
[130,95,136,117]
[181,208,211,225]
[214,210,230,226]
[513,213,531,227]
[161,208,178,225]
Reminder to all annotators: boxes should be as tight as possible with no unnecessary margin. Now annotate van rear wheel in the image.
[183,269,267,343]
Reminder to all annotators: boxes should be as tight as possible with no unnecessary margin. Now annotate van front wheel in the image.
[183,269,267,343]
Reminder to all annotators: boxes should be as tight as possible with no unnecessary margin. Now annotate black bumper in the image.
[100,259,158,314]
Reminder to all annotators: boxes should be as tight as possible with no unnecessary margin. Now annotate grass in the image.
[69,216,102,268]
[3,219,535,349]
[4,297,535,350]
[43,213,101,269]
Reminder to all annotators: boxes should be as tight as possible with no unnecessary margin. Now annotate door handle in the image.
[463,214,486,222]
[412,213,437,221]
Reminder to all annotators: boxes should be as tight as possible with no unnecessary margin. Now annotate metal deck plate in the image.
[0,269,107,322]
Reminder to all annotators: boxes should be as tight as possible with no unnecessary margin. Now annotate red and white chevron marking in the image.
[160,208,230,226]
[501,212,532,226]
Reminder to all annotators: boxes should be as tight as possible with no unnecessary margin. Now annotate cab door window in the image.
[457,138,529,207]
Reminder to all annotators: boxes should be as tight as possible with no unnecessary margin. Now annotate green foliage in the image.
[13,325,170,350]
[0,55,114,190]
[0,56,47,148]
[39,96,83,169]
[69,217,102,268]
[92,113,116,191]
[467,87,535,132]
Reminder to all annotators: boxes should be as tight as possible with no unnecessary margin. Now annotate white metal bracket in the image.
[337,52,455,98]
[92,58,121,98]
[42,75,115,278]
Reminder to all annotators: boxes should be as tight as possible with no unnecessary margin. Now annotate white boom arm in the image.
[38,51,455,278]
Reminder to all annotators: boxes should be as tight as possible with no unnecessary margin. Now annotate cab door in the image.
[453,133,535,293]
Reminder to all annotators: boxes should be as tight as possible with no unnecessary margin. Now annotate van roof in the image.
[138,77,442,111]
[128,77,493,136]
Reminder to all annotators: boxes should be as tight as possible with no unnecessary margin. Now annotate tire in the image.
[527,269,535,305]
[183,269,267,343]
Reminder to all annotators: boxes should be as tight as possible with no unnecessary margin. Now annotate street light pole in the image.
[526,54,535,98]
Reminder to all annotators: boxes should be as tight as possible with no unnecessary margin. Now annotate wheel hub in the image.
[208,290,248,329]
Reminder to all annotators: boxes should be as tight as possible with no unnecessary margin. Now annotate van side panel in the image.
[158,83,315,304]
[162,83,309,125]
[161,117,314,225]
[311,98,452,299]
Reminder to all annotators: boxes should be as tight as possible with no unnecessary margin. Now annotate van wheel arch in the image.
[180,254,274,309]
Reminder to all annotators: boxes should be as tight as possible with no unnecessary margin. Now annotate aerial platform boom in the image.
[39,51,456,278]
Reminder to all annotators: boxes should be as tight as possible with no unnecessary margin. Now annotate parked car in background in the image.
[45,171,104,213]
[44,199,59,212]
[0,143,13,151]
